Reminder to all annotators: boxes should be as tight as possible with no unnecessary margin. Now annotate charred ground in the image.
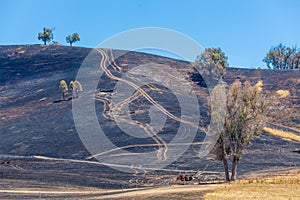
[0,45,299,192]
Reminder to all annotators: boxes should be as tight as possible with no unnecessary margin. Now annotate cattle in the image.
[176,173,193,182]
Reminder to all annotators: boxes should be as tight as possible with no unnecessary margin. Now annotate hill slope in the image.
[0,45,299,189]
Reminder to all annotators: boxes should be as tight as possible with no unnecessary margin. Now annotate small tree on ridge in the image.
[38,27,54,45]
[195,47,228,76]
[66,33,80,46]
[263,44,300,69]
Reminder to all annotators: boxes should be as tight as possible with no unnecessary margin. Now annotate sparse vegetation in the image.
[263,44,300,69]
[49,41,61,46]
[59,80,68,100]
[266,82,300,129]
[66,33,80,46]
[38,27,54,45]
[276,89,290,98]
[212,80,267,181]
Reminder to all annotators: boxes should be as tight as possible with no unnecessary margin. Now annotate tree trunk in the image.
[44,40,46,45]
[63,92,65,101]
[231,156,239,181]
[70,42,72,47]
[222,157,230,181]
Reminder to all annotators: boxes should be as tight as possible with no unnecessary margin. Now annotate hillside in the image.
[0,45,299,197]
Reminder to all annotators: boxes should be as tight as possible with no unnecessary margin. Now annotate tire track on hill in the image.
[95,48,204,132]
[110,89,169,160]
[28,155,196,173]
[109,48,122,72]
[95,91,166,160]
[86,141,206,160]
[95,49,207,161]
[96,49,168,160]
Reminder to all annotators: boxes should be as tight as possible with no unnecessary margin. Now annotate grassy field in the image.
[204,170,300,200]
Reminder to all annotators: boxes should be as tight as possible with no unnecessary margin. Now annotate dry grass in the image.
[276,89,290,98]
[255,80,263,92]
[204,170,300,200]
[263,127,300,142]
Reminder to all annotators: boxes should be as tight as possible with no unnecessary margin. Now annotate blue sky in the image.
[1,0,300,68]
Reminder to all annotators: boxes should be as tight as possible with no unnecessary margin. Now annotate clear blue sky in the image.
[1,0,300,68]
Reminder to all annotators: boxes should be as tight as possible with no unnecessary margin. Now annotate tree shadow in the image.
[292,149,300,154]
[53,97,73,103]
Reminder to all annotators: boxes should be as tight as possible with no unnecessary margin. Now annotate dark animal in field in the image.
[176,174,193,181]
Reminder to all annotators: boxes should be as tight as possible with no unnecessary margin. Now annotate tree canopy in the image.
[70,80,83,98]
[263,44,300,69]
[59,80,68,101]
[38,28,54,45]
[195,47,228,76]
[66,33,80,46]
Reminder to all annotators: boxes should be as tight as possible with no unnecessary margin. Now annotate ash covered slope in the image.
[0,45,91,158]
[0,44,299,164]
[0,45,195,158]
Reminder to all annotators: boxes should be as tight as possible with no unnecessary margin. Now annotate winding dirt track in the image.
[86,141,206,160]
[94,49,210,161]
[95,51,166,159]
[95,49,171,160]
[28,155,196,173]
[95,49,205,132]
[98,93,167,160]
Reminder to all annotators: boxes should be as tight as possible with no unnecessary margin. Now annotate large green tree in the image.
[212,80,267,181]
[66,33,80,46]
[263,44,300,69]
[38,27,53,45]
